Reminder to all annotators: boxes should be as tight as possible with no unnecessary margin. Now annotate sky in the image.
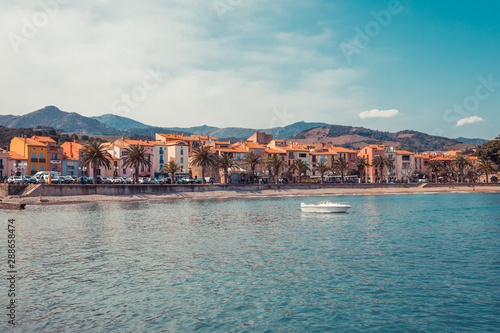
[1,0,499,139]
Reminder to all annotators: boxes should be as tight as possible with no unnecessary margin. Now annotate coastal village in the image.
[1,130,496,184]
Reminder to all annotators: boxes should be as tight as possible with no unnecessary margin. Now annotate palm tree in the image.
[477,159,498,183]
[354,156,370,183]
[452,155,472,183]
[332,157,348,183]
[371,156,392,182]
[292,159,310,183]
[243,151,261,183]
[164,160,181,184]
[190,146,216,184]
[269,156,287,184]
[428,159,444,183]
[122,144,152,184]
[80,140,112,184]
[314,161,330,183]
[214,153,238,184]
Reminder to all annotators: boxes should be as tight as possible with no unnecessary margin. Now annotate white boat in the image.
[300,200,351,213]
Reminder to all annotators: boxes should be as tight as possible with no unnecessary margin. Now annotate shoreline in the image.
[4,184,499,206]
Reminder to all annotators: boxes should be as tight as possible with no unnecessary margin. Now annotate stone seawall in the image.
[18,183,419,197]
[2,182,498,198]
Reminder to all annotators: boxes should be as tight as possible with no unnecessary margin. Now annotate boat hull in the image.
[300,203,351,213]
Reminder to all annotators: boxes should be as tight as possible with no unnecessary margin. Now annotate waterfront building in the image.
[7,151,28,177]
[31,136,63,174]
[0,148,9,179]
[395,150,415,182]
[61,141,86,176]
[358,145,396,182]
[10,137,48,175]
[331,147,358,169]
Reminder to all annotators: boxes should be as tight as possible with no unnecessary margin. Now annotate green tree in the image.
[371,156,392,182]
[164,160,181,184]
[292,159,310,183]
[190,146,216,184]
[475,135,500,166]
[428,159,444,183]
[314,161,330,183]
[80,140,112,184]
[354,156,370,183]
[333,157,349,183]
[452,155,472,182]
[243,151,261,183]
[214,153,239,184]
[477,159,498,183]
[269,156,287,184]
[122,144,152,183]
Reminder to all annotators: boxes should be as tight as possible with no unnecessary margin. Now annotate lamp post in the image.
[13,162,27,176]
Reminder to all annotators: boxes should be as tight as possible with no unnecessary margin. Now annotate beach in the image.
[4,184,499,206]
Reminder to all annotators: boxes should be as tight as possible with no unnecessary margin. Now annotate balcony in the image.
[39,158,46,163]
[31,158,38,162]
[50,160,62,164]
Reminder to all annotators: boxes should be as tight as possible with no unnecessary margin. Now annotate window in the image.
[32,165,36,172]
[160,156,164,163]
[237,154,241,160]
[40,165,44,171]
[180,157,184,164]
[123,169,126,174]
[299,153,307,158]
[180,148,184,155]
[53,153,58,160]
[402,155,410,161]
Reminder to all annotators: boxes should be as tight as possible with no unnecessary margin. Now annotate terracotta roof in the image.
[8,151,27,159]
[332,147,358,153]
[396,150,414,155]
[13,137,47,147]
[32,136,57,143]
[264,148,286,154]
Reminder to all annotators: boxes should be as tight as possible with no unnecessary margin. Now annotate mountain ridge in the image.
[0,106,486,151]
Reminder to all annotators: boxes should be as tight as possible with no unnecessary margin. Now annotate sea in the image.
[2,192,499,332]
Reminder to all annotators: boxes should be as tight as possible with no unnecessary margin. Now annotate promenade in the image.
[1,183,499,206]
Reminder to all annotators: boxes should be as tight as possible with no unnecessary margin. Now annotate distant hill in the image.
[91,114,151,130]
[0,106,122,135]
[0,106,478,150]
[289,125,473,151]
[455,137,489,145]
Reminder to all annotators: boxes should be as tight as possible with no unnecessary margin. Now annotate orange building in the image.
[10,137,48,175]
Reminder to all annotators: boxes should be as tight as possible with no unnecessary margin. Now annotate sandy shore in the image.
[3,184,499,206]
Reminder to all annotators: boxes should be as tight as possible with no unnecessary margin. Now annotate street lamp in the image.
[13,162,27,176]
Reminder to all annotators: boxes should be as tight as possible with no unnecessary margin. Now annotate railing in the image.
[31,158,38,162]
[30,170,36,175]
[39,158,46,162]
[50,160,61,164]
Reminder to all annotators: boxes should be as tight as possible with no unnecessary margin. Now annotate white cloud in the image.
[456,116,485,127]
[0,1,370,128]
[359,108,399,119]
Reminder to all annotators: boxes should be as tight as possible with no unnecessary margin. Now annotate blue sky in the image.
[1,0,499,139]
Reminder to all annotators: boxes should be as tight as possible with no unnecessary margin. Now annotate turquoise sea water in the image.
[3,193,500,332]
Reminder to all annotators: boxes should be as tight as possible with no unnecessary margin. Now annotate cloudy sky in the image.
[1,0,499,139]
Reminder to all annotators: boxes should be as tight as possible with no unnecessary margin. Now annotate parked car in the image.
[22,176,37,184]
[7,176,24,184]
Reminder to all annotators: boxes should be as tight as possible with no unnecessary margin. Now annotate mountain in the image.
[455,137,489,145]
[0,106,479,150]
[289,125,473,151]
[91,114,151,130]
[0,106,122,135]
